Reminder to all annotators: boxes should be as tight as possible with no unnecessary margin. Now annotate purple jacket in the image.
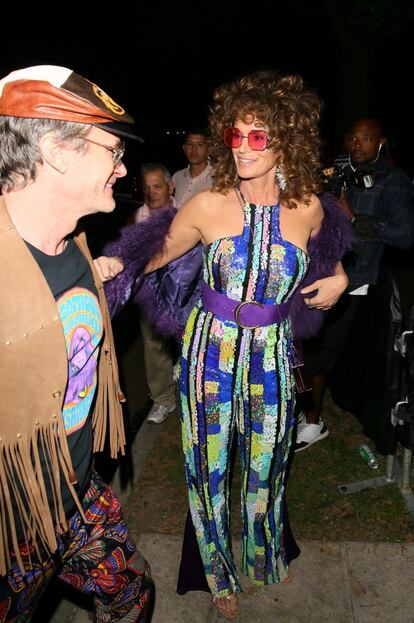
[104,194,353,341]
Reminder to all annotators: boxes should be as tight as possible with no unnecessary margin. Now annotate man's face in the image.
[183,134,208,166]
[64,127,127,217]
[344,120,384,166]
[142,169,173,210]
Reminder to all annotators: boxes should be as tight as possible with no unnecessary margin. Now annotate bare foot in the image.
[282,568,293,583]
[213,593,239,620]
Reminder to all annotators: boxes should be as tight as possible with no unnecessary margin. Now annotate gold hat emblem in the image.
[92,84,125,116]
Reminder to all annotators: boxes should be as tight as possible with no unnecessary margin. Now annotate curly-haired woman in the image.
[141,70,350,619]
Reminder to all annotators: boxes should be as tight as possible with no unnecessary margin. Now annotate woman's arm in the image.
[145,196,204,273]
[299,193,350,309]
[301,261,348,310]
[289,193,354,339]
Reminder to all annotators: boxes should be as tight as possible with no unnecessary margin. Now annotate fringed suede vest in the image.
[0,197,125,576]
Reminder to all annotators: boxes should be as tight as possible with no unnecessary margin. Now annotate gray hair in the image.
[0,116,90,190]
[140,162,171,185]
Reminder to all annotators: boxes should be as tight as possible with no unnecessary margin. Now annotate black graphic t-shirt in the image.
[26,238,103,518]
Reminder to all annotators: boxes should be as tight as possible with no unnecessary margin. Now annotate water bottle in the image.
[358,444,379,469]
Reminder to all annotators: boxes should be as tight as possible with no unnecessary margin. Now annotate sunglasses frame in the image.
[224,127,270,151]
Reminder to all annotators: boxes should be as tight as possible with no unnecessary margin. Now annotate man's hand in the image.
[94,256,124,282]
[301,272,348,310]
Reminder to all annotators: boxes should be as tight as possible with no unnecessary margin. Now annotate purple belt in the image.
[201,283,291,329]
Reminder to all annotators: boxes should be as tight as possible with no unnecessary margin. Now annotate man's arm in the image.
[94,256,123,281]
[376,169,414,249]
[337,192,354,221]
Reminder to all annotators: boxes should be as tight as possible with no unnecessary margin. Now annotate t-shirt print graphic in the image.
[57,287,103,435]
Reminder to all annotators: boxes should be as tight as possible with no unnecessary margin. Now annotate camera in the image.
[320,164,374,199]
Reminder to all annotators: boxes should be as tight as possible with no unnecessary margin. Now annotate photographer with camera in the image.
[295,117,414,451]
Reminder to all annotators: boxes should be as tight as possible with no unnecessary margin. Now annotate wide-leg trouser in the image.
[179,309,295,597]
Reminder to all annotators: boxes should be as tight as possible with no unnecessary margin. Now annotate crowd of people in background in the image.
[0,61,413,623]
[134,130,214,426]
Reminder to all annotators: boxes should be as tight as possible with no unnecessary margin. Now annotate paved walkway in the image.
[43,419,414,623]
[139,535,414,623]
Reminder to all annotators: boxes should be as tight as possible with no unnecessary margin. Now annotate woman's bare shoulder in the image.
[295,193,322,212]
[180,188,229,216]
[296,193,323,226]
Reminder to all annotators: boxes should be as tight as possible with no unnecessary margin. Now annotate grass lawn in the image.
[125,392,412,543]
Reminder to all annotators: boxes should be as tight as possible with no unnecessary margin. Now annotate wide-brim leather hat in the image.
[0,65,143,142]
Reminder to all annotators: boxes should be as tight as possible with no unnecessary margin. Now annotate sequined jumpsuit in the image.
[179,199,309,596]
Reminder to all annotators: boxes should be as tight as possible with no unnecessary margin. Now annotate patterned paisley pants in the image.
[0,471,152,622]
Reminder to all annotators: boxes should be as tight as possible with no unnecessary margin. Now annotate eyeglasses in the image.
[83,137,125,165]
[224,127,270,151]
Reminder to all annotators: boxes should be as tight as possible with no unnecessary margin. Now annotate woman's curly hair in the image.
[209,70,322,207]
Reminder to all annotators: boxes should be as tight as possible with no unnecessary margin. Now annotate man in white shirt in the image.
[135,163,177,424]
[172,128,214,206]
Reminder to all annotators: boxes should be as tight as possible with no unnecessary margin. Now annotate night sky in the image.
[2,1,414,178]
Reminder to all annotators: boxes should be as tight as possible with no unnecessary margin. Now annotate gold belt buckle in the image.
[234,300,264,329]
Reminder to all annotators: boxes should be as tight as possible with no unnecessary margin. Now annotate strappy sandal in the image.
[213,593,239,620]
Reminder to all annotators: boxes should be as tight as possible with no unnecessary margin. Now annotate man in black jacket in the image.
[295,117,414,451]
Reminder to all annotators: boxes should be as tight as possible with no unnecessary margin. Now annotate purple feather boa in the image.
[289,192,354,339]
[103,207,179,319]
[103,193,353,342]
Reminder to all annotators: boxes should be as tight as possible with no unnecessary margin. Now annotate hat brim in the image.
[94,121,144,143]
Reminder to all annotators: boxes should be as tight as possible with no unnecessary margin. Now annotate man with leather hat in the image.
[0,65,152,622]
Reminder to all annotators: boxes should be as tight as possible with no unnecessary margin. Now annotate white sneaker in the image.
[146,403,176,424]
[294,420,329,452]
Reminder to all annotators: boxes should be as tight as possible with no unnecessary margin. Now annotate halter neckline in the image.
[237,185,278,209]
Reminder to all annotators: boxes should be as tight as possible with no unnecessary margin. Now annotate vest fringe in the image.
[92,282,126,458]
[0,421,85,577]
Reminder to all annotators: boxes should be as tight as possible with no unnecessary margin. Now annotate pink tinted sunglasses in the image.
[224,127,270,151]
